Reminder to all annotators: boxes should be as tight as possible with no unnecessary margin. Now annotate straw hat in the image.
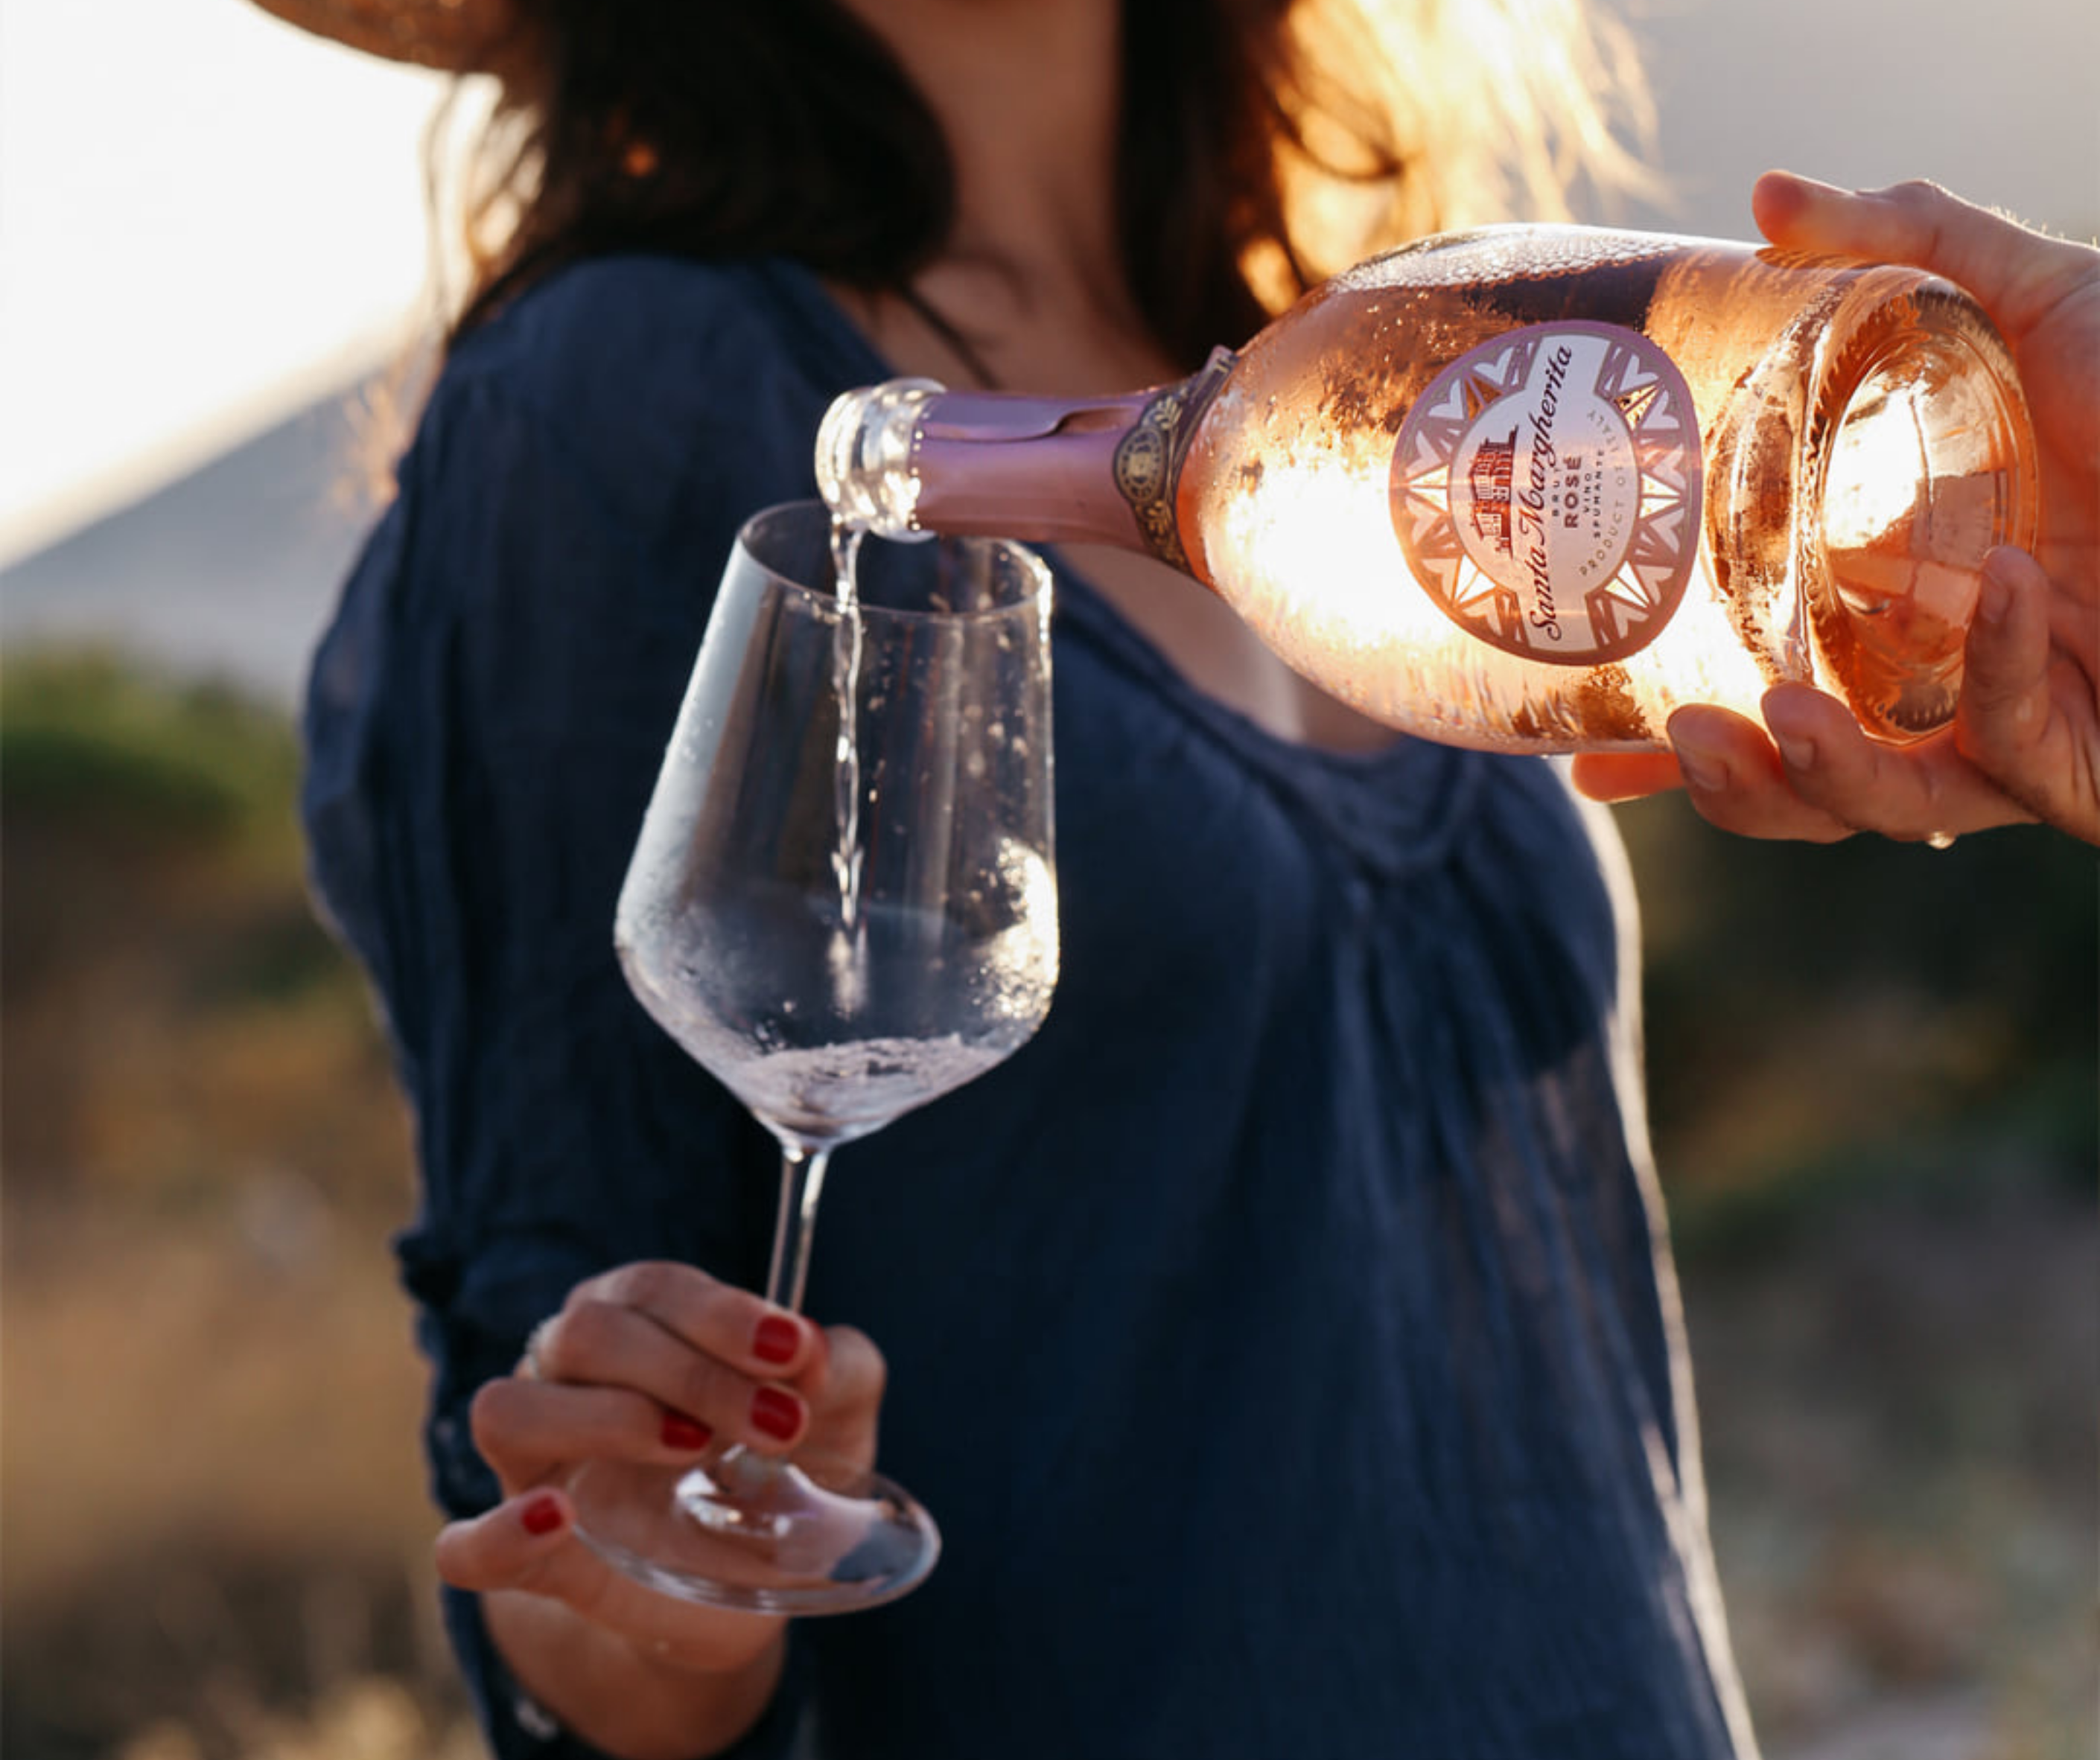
[246,0,514,71]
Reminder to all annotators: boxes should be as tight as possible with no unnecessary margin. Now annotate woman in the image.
[264,0,2098,1753]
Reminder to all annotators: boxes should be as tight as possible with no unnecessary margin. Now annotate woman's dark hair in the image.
[445,0,1654,369]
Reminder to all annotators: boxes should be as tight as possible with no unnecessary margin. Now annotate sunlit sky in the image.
[0,0,448,568]
[1,0,2094,575]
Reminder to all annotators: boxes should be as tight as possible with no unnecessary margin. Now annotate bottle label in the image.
[1390,322,1701,666]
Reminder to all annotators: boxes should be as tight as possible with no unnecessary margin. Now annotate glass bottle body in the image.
[819,226,2038,751]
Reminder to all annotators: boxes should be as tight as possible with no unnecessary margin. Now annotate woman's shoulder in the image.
[389,253,868,552]
[437,253,867,436]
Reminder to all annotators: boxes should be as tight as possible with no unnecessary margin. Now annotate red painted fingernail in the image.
[520,1493,565,1537]
[661,1412,713,1451]
[750,1386,802,1441]
[753,1315,804,1365]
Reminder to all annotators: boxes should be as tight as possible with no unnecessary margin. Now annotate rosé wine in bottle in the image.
[817,226,2038,751]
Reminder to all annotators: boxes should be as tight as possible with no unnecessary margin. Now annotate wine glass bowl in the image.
[567,501,1056,1613]
[616,513,1057,1152]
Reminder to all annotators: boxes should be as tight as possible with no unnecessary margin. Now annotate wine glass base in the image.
[561,1449,941,1615]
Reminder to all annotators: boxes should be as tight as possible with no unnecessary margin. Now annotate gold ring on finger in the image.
[517,1316,559,1382]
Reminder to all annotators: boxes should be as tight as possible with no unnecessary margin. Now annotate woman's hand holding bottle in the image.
[430,1263,888,1756]
[1575,172,2100,845]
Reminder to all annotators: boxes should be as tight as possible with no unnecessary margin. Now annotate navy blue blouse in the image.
[302,255,1754,1759]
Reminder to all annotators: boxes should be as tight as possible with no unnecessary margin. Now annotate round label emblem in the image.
[1113,418,1168,504]
[1390,322,1701,665]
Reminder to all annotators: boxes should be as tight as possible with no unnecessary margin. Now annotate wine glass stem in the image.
[763,1142,832,1314]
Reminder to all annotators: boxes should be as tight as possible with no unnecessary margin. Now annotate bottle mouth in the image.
[1809,289,2038,741]
[815,379,945,541]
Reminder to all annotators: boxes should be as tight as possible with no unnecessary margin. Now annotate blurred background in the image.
[1,1,2093,1756]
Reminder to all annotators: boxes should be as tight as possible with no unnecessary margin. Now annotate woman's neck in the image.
[831,1,1400,754]
[838,0,1168,391]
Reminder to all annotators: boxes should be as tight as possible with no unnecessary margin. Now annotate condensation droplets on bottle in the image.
[816,225,2037,753]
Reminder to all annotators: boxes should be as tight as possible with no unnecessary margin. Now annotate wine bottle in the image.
[816,226,2038,750]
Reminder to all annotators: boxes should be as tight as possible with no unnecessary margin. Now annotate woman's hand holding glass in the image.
[1576,171,2100,844]
[430,1265,886,1700]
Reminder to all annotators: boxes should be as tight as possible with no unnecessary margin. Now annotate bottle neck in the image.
[910,349,1235,575]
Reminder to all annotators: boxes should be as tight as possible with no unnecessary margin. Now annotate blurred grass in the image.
[1,650,2092,1758]
[1614,787,2096,1235]
[1,651,471,1757]
[1,651,306,855]
[1609,790,2097,1760]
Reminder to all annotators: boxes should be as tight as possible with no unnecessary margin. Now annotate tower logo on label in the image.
[1390,322,1701,666]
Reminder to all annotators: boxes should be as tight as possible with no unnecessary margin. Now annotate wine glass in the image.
[564,500,1057,1614]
